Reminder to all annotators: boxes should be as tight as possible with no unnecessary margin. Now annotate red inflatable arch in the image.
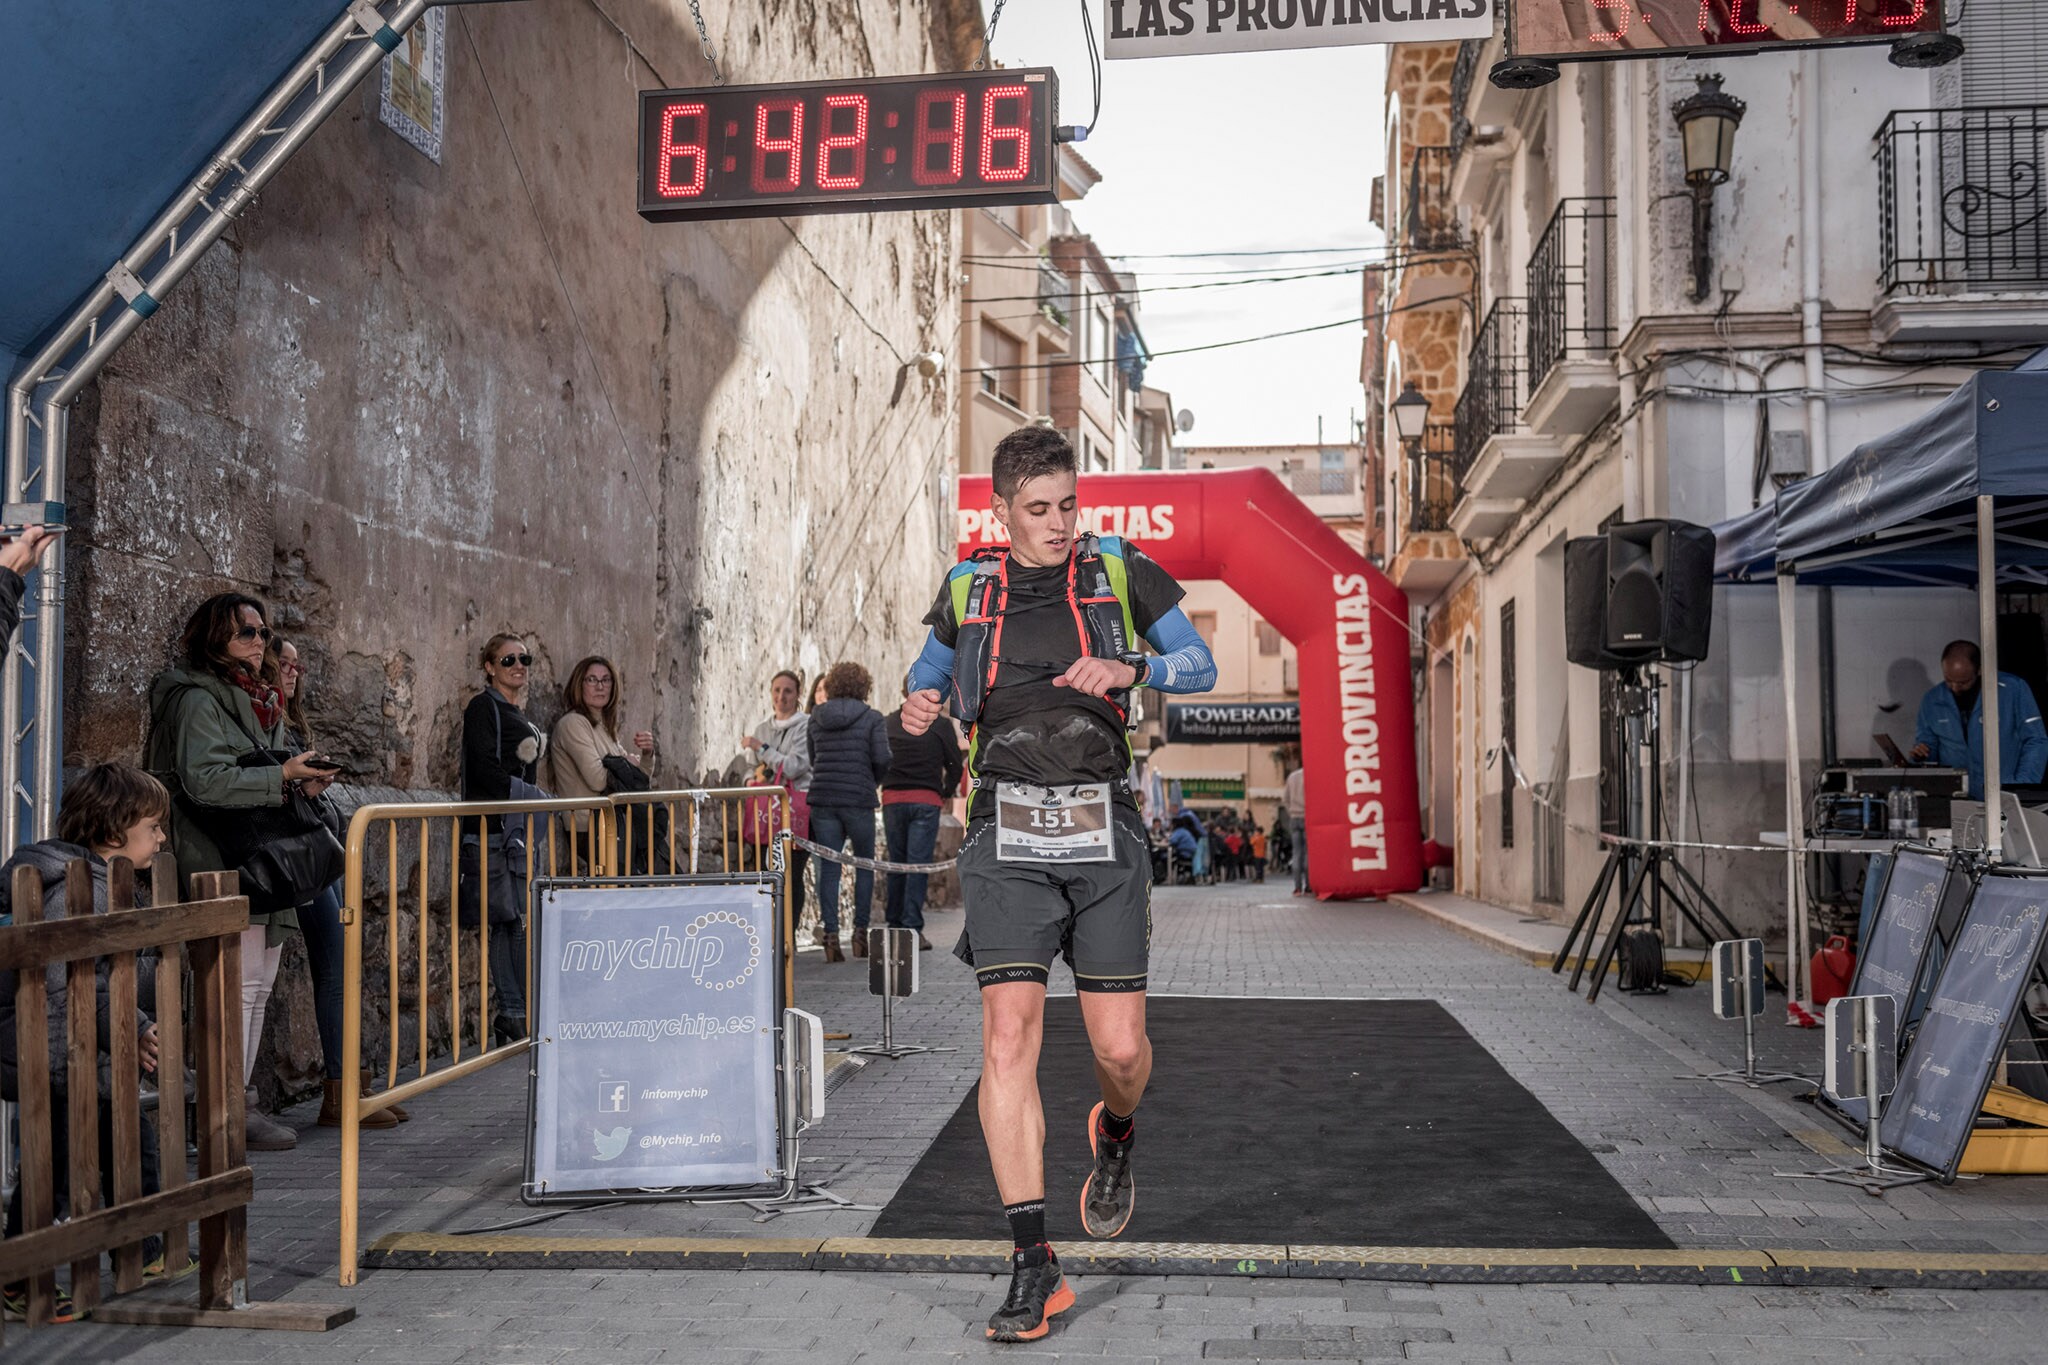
[956,469,1422,900]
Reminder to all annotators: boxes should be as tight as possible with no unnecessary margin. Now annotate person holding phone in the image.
[274,638,401,1131]
[145,594,336,1152]
[0,524,59,649]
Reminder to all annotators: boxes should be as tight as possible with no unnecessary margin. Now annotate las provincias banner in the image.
[956,469,1422,900]
[1103,0,1495,60]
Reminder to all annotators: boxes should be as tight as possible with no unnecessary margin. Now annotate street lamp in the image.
[1671,75,1746,303]
[1391,381,1432,533]
[1390,381,1431,447]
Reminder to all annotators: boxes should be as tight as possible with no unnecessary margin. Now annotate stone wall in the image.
[60,0,980,1104]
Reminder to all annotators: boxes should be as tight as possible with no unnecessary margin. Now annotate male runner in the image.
[901,426,1216,1343]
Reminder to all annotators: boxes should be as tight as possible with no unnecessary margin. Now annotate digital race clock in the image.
[1508,0,1944,60]
[637,69,1060,223]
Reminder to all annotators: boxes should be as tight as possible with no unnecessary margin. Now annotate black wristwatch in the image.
[1116,651,1149,686]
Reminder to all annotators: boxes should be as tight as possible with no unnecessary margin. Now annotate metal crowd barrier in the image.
[335,786,791,1286]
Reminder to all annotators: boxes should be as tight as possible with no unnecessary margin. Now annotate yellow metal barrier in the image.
[337,795,611,1286]
[336,786,792,1287]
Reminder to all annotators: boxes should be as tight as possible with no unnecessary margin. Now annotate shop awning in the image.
[0,1,348,380]
[1712,350,2048,587]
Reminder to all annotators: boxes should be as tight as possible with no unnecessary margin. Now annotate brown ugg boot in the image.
[365,1068,410,1123]
[318,1078,399,1129]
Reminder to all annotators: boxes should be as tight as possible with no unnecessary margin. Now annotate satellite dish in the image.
[1175,408,1196,434]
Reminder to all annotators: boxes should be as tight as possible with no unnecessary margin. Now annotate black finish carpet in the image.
[870,997,1672,1248]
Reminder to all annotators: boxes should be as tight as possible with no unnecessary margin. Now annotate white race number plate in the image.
[994,782,1116,863]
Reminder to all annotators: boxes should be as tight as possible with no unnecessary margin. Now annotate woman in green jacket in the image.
[145,593,335,1151]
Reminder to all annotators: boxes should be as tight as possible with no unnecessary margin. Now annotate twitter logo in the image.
[593,1126,632,1161]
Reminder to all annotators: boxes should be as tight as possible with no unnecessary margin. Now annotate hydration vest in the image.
[945,533,1142,735]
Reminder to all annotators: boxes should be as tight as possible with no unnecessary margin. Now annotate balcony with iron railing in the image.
[1524,197,1619,435]
[1449,39,1483,163]
[1036,260,1074,343]
[1389,422,1466,598]
[1874,105,2048,343]
[1452,298,1561,540]
[1410,422,1461,534]
[1452,298,1527,476]
[1405,146,1463,252]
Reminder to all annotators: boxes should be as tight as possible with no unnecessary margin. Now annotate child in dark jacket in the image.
[1,764,171,1318]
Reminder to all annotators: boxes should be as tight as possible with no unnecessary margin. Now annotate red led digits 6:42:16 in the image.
[636,70,1059,223]
[1549,0,1936,47]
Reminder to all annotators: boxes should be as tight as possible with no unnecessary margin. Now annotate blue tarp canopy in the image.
[1714,352,2048,586]
[0,2,344,381]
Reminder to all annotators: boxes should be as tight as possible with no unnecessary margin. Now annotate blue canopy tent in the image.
[1711,356,2048,997]
[0,1,433,843]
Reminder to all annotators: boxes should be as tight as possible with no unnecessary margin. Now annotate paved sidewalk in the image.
[33,881,2048,1361]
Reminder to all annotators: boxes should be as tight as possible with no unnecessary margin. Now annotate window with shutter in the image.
[1960,0,2048,106]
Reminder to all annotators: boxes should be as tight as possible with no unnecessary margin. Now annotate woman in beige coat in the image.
[550,655,654,868]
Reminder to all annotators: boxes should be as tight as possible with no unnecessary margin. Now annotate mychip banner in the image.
[526,880,783,1200]
[1103,0,1495,60]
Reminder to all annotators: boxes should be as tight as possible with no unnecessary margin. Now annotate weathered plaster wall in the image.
[62,0,973,1097]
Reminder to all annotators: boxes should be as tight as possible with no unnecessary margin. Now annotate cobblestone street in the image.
[38,881,2048,1362]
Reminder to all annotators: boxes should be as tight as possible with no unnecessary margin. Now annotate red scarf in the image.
[231,669,281,732]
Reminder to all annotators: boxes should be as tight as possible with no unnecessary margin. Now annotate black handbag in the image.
[156,690,343,915]
[457,826,525,928]
[600,753,651,794]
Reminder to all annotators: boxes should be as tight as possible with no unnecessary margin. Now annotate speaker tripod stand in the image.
[1552,670,1753,1002]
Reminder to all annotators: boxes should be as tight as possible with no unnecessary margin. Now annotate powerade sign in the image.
[527,882,781,1198]
[1165,701,1301,743]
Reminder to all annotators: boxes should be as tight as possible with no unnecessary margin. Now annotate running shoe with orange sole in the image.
[986,1246,1075,1342]
[1079,1100,1136,1239]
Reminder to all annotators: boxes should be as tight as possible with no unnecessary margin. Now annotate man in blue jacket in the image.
[1910,639,2048,797]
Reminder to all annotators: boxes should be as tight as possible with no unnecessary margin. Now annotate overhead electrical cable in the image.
[963,253,1468,305]
[960,291,1483,376]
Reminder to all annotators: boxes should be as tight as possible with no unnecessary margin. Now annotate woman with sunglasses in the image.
[145,593,336,1152]
[461,633,548,1043]
[550,655,655,870]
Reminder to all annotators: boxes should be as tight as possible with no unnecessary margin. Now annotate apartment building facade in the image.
[1371,4,2048,934]
[958,147,1170,478]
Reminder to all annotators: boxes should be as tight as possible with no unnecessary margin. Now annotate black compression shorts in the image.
[950,804,1151,992]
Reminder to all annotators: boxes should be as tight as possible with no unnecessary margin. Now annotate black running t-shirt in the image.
[926,545,1183,803]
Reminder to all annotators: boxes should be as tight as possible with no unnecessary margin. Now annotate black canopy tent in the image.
[1711,350,2048,1002]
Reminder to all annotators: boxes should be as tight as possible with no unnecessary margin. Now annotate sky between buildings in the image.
[991,9,1389,450]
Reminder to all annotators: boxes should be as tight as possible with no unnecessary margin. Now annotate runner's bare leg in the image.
[1079,991,1151,1117]
[980,981,1049,1201]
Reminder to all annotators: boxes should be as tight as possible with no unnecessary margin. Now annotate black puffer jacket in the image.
[806,697,891,809]
[0,841,150,1101]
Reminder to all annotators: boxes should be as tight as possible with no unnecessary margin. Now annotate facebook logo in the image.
[598,1081,630,1114]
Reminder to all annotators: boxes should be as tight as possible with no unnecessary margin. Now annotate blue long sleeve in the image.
[1142,607,1217,694]
[2008,677,2048,784]
[906,631,955,695]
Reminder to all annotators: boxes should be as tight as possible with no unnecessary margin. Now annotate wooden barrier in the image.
[0,860,350,1337]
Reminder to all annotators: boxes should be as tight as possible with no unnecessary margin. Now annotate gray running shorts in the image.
[951,804,1152,992]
